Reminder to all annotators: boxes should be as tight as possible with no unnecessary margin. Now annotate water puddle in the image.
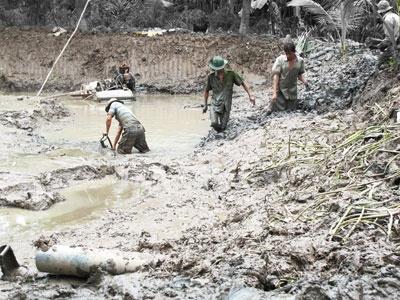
[44,94,209,155]
[0,93,209,244]
[0,177,138,241]
[0,149,96,174]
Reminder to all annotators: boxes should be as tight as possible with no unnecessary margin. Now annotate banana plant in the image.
[287,0,366,55]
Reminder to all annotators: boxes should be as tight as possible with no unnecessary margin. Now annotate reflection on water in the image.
[0,148,96,174]
[0,94,208,244]
[0,178,137,241]
[44,94,209,155]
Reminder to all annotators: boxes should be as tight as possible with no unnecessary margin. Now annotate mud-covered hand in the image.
[269,92,278,111]
[249,96,256,106]
[202,106,208,114]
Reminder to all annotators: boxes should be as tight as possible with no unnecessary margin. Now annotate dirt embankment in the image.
[0,27,279,94]
[4,68,400,299]
[2,28,400,299]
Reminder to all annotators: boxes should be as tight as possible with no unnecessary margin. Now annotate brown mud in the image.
[0,27,277,94]
[1,29,400,299]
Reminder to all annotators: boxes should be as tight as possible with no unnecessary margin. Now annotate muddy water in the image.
[1,94,209,249]
[44,94,209,155]
[0,177,137,242]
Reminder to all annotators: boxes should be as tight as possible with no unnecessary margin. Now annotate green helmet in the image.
[208,56,228,70]
[377,0,392,14]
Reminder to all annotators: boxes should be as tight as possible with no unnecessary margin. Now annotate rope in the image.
[36,0,91,97]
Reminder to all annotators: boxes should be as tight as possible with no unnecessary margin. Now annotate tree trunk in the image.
[239,0,250,34]
[226,0,234,14]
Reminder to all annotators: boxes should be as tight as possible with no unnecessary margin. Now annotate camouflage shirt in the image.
[108,102,141,129]
[205,70,243,113]
[383,12,400,41]
[272,54,305,101]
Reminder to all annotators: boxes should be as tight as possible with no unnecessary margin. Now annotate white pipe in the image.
[36,0,92,97]
[36,245,163,277]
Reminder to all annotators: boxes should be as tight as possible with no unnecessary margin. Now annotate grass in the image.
[250,121,400,241]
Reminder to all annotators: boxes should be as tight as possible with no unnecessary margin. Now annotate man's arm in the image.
[113,125,123,150]
[298,74,308,86]
[241,82,255,105]
[105,114,113,135]
[203,89,209,113]
[272,74,280,102]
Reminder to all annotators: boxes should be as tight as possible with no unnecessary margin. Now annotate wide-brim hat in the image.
[377,0,392,13]
[105,98,124,112]
[208,56,228,70]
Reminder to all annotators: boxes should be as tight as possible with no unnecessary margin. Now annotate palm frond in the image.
[287,0,338,28]
[270,1,281,24]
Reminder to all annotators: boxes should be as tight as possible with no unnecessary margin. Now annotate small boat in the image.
[94,88,135,102]
[73,80,136,102]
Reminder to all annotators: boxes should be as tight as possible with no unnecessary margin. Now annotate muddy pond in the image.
[0,94,209,247]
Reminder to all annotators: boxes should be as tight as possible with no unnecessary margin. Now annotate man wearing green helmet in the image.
[203,56,255,133]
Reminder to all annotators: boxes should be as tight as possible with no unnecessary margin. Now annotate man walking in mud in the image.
[270,41,308,112]
[203,56,255,133]
[104,98,150,154]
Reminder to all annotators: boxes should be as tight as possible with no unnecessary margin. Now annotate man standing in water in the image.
[270,41,308,112]
[203,56,255,132]
[104,98,150,154]
[376,0,400,67]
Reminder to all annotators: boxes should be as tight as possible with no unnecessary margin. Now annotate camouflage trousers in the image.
[210,105,230,132]
[270,91,298,112]
[117,125,150,154]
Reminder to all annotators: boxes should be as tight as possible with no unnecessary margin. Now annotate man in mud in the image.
[375,0,400,67]
[270,41,308,112]
[115,63,135,91]
[104,98,150,154]
[203,56,255,133]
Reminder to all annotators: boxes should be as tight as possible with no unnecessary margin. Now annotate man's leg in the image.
[117,130,135,154]
[220,108,230,132]
[210,106,222,132]
[377,40,394,69]
[286,98,299,111]
[270,91,288,112]
[133,126,150,153]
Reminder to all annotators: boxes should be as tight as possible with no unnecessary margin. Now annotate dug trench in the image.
[1,29,400,299]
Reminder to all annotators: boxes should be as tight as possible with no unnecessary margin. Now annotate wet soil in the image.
[0,27,276,94]
[1,29,400,299]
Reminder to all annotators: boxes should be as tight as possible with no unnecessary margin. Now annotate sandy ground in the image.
[1,29,400,299]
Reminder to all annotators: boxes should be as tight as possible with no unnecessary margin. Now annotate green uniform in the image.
[205,70,243,132]
[272,54,305,111]
[108,102,149,154]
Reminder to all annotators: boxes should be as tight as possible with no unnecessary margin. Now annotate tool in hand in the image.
[100,133,113,149]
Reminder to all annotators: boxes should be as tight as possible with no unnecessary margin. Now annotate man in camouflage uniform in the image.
[104,98,149,154]
[376,0,400,67]
[270,41,308,112]
[203,56,255,132]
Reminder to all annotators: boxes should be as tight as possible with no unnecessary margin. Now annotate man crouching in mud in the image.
[203,56,255,132]
[104,98,150,154]
[270,41,309,112]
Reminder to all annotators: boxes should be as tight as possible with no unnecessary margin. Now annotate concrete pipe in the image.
[35,245,162,278]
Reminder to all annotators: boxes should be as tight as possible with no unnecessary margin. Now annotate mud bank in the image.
[2,30,400,298]
[0,27,278,94]
[3,79,400,299]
